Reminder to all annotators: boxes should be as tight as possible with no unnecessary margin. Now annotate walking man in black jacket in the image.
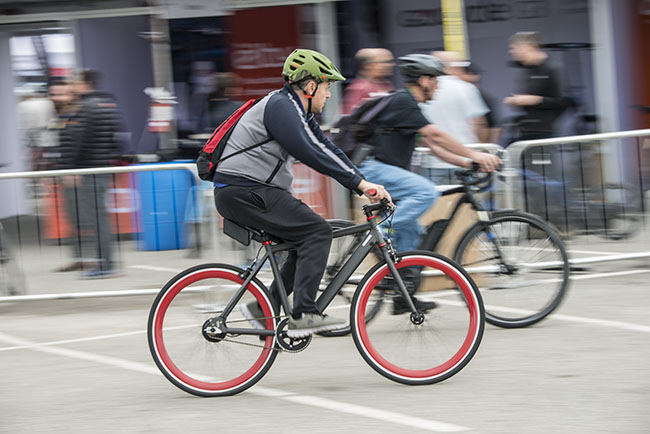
[504,32,566,141]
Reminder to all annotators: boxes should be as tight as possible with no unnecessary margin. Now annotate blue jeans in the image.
[359,159,440,252]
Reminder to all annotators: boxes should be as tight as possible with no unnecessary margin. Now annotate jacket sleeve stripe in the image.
[286,93,357,175]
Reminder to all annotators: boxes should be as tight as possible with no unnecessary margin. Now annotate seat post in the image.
[261,234,293,318]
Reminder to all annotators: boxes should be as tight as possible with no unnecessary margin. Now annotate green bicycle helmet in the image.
[282,49,346,83]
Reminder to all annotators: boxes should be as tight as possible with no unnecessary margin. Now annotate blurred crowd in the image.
[16,31,568,175]
[12,30,569,279]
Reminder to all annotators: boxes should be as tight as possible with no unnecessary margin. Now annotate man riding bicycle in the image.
[357,53,501,313]
[213,49,390,338]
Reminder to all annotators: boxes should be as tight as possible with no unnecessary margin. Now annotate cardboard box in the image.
[351,193,482,291]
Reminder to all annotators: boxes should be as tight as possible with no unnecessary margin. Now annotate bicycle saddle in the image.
[223,218,283,246]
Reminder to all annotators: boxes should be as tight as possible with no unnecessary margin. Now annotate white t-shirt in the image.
[421,75,488,145]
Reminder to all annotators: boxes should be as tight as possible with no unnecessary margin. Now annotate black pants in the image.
[214,184,333,316]
[63,175,113,269]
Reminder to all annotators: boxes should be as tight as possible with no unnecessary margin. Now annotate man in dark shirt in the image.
[358,54,500,312]
[504,32,566,141]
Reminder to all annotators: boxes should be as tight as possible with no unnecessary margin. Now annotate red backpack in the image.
[196,98,271,181]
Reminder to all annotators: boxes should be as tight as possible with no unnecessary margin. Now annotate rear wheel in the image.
[148,263,279,397]
[455,212,569,328]
[351,251,484,385]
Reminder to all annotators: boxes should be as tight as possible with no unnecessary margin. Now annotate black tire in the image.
[148,263,279,397]
[350,251,485,385]
[317,220,384,337]
[454,211,569,328]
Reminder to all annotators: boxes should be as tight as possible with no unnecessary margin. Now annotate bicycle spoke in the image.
[352,252,484,385]
[456,213,569,328]
[148,265,279,396]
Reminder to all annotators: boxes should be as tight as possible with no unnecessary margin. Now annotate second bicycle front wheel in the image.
[454,212,569,328]
[351,251,484,385]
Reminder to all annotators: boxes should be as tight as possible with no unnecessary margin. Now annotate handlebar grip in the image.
[368,188,377,196]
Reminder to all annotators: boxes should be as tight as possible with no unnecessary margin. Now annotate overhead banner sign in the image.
[229,5,299,99]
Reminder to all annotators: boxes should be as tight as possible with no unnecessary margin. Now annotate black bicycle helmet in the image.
[398,54,445,82]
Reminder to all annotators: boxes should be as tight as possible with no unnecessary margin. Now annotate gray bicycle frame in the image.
[218,213,416,337]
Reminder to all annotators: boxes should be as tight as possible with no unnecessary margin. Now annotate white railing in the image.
[414,132,650,268]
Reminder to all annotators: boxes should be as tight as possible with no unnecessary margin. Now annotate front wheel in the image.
[454,212,570,328]
[148,263,279,397]
[351,251,485,385]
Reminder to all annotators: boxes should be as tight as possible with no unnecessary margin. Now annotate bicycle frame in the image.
[214,204,415,338]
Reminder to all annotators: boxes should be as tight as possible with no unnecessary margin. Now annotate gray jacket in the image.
[216,83,363,194]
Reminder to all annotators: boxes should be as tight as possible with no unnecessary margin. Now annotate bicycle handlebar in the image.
[455,149,506,189]
[362,198,393,217]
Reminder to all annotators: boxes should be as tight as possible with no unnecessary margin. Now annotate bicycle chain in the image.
[220,337,279,351]
[218,314,288,352]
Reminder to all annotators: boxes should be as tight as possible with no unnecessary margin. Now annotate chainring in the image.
[275,318,312,353]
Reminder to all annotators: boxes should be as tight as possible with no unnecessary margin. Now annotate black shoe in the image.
[392,296,438,315]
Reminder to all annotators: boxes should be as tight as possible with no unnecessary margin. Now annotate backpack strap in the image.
[216,137,272,164]
[358,93,394,124]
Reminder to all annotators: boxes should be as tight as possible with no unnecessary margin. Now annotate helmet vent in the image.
[314,57,329,68]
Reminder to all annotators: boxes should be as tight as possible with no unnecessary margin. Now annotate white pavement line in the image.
[281,394,468,433]
[0,288,161,302]
[0,332,160,376]
[549,313,650,333]
[439,300,650,334]
[3,267,649,304]
[0,332,470,433]
[567,249,613,255]
[570,269,650,280]
[130,265,181,273]
[0,329,146,352]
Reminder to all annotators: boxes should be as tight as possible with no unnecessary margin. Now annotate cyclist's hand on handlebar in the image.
[471,152,501,172]
[358,179,392,204]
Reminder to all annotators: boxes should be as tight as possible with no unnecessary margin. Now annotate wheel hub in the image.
[410,311,425,325]
[499,262,519,275]
[202,317,226,342]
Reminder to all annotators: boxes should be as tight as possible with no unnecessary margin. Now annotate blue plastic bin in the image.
[136,163,194,250]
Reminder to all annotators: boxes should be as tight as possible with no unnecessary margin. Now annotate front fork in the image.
[366,210,419,315]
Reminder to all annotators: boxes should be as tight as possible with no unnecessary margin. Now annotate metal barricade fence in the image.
[506,131,649,267]
[0,163,339,300]
[414,135,650,268]
[507,130,649,236]
[2,134,647,300]
[0,163,203,299]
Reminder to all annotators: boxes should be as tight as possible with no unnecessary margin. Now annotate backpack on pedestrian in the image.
[329,92,394,165]
[196,98,271,181]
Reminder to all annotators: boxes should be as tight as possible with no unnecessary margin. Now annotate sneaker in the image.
[287,313,347,338]
[79,267,116,279]
[392,296,438,315]
[240,301,266,330]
